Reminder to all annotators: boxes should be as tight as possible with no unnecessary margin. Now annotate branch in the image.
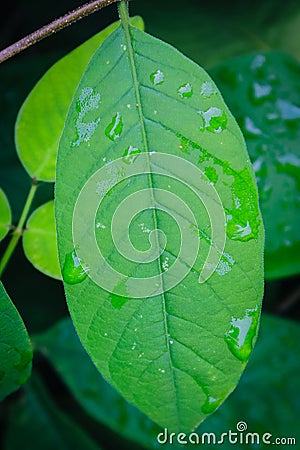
[0,0,121,64]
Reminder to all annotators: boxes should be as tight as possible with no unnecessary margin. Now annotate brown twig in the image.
[0,0,120,64]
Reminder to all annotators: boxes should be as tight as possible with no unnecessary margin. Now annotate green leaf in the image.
[34,318,162,450]
[199,313,300,445]
[0,281,32,401]
[55,12,264,431]
[15,16,144,182]
[0,189,11,242]
[4,373,101,450]
[211,52,300,280]
[23,200,61,280]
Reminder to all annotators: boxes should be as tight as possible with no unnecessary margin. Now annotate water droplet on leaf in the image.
[123,145,141,164]
[200,81,217,98]
[105,112,123,141]
[199,107,227,133]
[201,394,222,414]
[177,82,193,98]
[150,70,165,86]
[62,249,89,285]
[225,306,259,362]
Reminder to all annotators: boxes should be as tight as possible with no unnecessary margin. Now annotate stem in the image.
[0,0,121,64]
[0,181,38,277]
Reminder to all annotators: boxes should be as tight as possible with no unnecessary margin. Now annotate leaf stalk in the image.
[0,181,38,277]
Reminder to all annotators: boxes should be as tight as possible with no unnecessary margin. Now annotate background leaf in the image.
[56,18,264,431]
[3,374,101,450]
[34,313,300,449]
[0,281,32,401]
[0,189,11,242]
[15,16,144,182]
[23,200,61,279]
[211,52,300,280]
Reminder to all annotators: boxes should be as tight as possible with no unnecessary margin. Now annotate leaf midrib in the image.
[119,10,179,425]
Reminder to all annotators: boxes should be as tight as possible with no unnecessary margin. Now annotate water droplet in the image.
[249,82,274,104]
[121,44,127,51]
[169,339,174,345]
[72,87,101,147]
[131,342,137,350]
[231,221,253,240]
[127,104,131,109]
[225,306,259,362]
[201,394,222,414]
[138,223,151,234]
[62,249,89,285]
[177,82,193,98]
[178,137,190,154]
[96,222,106,229]
[104,332,108,337]
[105,112,123,141]
[106,60,110,65]
[150,69,165,86]
[110,293,128,310]
[122,145,141,165]
[215,260,232,276]
[200,81,217,98]
[162,257,169,271]
[199,107,227,133]
[204,166,218,184]
[154,110,158,115]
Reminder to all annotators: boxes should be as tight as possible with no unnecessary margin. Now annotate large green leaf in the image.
[4,374,101,450]
[0,189,11,242]
[55,8,264,431]
[23,200,61,279]
[211,52,300,280]
[0,281,32,401]
[15,16,144,182]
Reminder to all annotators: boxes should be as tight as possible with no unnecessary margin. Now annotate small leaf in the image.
[56,15,264,431]
[23,200,61,280]
[0,188,11,242]
[211,52,300,280]
[0,281,32,401]
[15,16,144,182]
[34,318,162,449]
[4,373,101,450]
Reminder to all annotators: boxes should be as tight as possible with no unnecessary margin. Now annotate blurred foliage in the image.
[0,0,300,449]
